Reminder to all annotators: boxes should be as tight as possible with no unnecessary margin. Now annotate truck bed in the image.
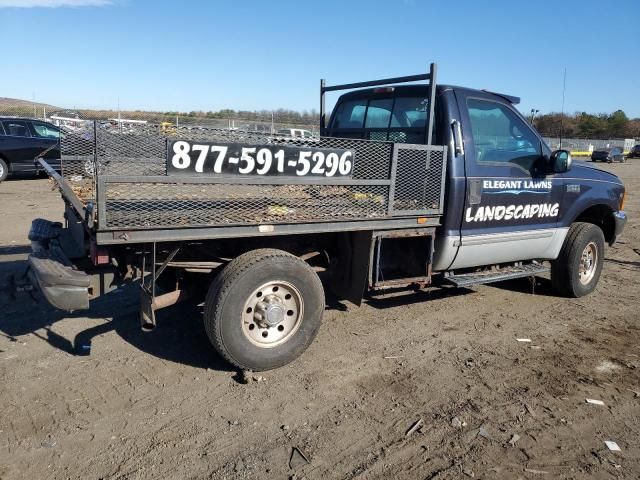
[49,123,447,244]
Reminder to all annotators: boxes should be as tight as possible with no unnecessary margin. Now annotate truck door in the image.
[451,93,565,269]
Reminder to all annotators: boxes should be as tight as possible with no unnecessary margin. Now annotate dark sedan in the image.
[591,147,625,163]
[0,117,62,182]
[627,144,640,159]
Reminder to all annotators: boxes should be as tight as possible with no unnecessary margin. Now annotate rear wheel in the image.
[551,222,605,297]
[204,249,325,371]
[0,158,7,182]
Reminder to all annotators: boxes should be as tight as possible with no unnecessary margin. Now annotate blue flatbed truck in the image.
[25,63,627,371]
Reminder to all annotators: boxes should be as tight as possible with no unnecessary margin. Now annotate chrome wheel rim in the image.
[242,280,303,348]
[0,163,4,178]
[579,242,598,285]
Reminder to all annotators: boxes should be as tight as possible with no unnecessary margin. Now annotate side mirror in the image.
[549,149,572,173]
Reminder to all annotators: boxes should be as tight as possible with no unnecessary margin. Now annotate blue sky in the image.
[1,0,639,117]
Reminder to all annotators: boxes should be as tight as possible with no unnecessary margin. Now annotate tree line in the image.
[2,97,639,138]
[533,110,640,139]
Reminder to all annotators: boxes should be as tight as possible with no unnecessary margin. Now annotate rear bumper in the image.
[610,210,627,245]
[27,219,90,312]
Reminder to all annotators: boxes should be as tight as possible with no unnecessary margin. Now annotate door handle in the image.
[451,119,465,156]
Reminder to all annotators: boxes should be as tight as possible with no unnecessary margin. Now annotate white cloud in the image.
[0,0,112,7]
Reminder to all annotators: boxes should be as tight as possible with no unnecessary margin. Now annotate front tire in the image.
[551,223,605,297]
[0,158,8,182]
[204,249,325,371]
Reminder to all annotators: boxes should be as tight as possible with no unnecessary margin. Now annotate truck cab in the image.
[324,82,627,292]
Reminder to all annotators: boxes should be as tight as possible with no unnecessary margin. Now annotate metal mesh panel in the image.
[104,183,389,228]
[91,126,393,180]
[56,121,446,230]
[392,145,446,214]
[60,121,96,203]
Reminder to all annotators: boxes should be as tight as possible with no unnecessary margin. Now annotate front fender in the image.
[560,179,623,226]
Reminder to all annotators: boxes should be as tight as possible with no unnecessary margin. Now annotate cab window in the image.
[364,99,393,128]
[332,100,366,129]
[329,95,429,143]
[467,98,541,171]
[391,97,428,128]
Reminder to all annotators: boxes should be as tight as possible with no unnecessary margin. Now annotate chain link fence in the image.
[0,97,636,155]
[542,137,637,154]
[0,98,320,137]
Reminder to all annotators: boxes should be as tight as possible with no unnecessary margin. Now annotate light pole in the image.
[530,108,539,124]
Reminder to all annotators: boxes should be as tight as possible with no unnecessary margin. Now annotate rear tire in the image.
[0,158,8,182]
[551,222,605,297]
[204,249,325,371]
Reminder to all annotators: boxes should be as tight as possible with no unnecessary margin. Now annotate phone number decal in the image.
[167,140,355,177]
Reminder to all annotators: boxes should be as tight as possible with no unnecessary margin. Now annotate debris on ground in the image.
[40,437,56,448]
[237,370,266,384]
[405,418,423,437]
[516,338,532,343]
[289,447,310,469]
[451,417,466,428]
[508,433,521,446]
[463,467,474,477]
[478,425,493,441]
[524,467,549,474]
[605,441,621,452]
[524,403,536,417]
[586,398,605,406]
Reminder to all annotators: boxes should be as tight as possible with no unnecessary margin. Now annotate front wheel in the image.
[551,223,605,297]
[0,158,8,182]
[204,249,325,371]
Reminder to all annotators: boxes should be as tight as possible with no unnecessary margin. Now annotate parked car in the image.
[591,147,625,163]
[0,117,62,182]
[626,144,640,159]
[276,128,317,139]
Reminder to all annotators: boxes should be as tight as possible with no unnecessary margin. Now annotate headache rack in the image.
[44,64,446,245]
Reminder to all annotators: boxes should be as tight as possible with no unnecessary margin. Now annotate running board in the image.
[445,263,549,288]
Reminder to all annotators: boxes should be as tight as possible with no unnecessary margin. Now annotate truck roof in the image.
[336,84,521,105]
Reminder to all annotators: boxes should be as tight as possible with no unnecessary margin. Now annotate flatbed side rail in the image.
[56,119,446,235]
[38,158,87,219]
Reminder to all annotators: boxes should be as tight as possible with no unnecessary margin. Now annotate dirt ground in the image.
[0,162,638,480]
